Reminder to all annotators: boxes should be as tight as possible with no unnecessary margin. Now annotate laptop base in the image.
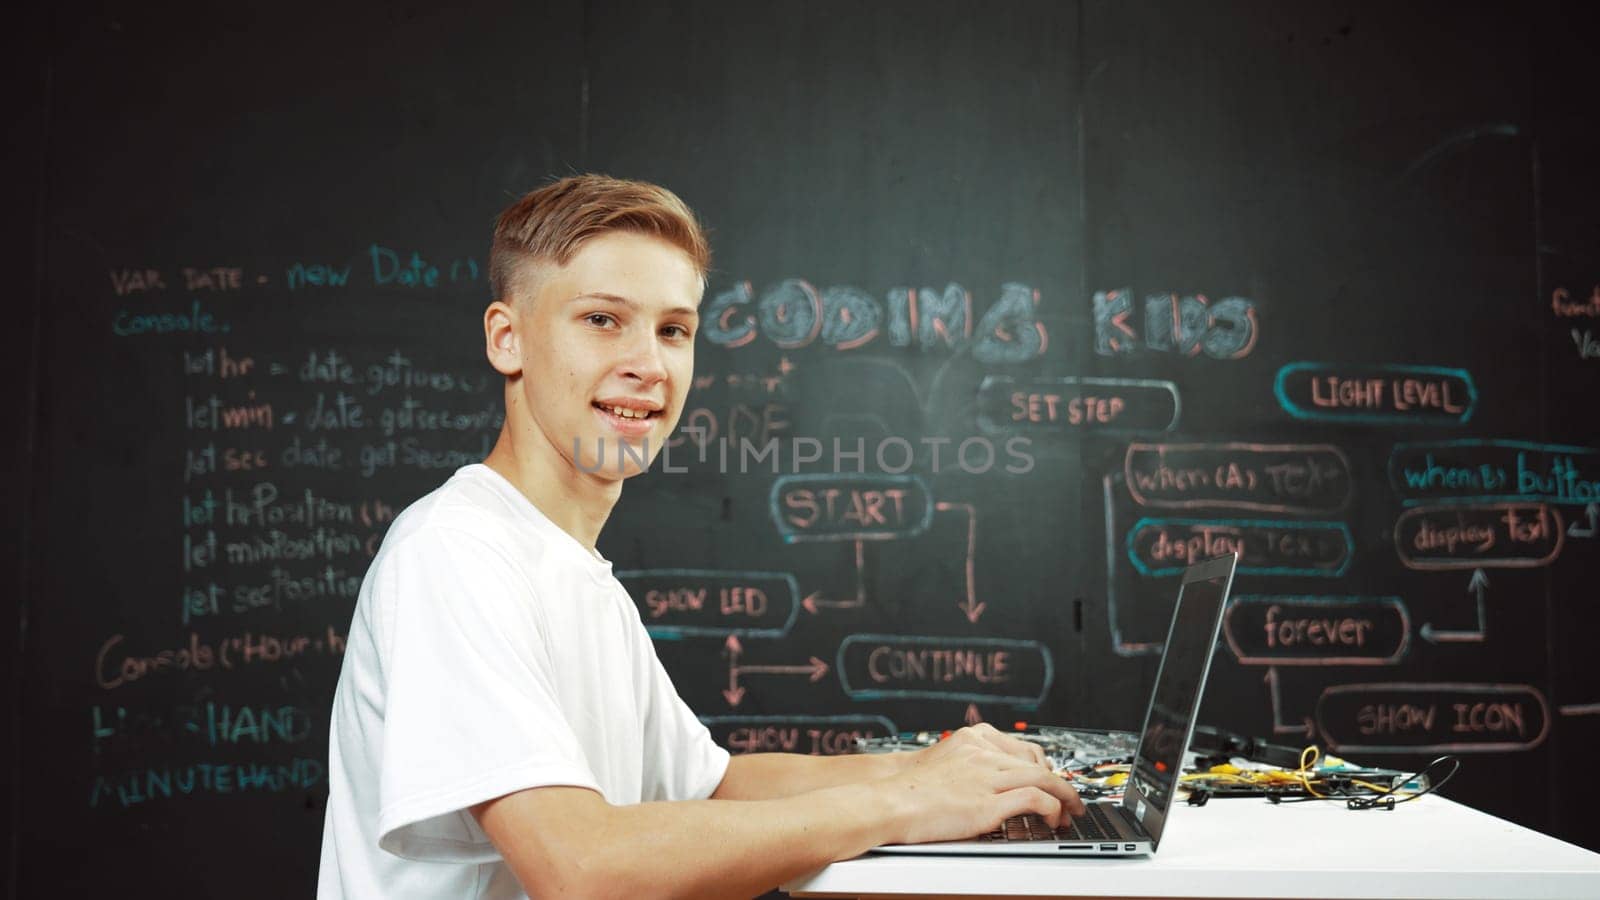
[872,803,1154,857]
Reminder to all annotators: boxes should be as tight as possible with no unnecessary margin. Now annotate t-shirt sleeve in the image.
[373,527,600,863]
[635,619,731,803]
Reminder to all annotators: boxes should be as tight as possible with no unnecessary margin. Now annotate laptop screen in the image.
[1126,565,1231,844]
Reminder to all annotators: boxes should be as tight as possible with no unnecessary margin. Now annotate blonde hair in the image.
[489,174,711,303]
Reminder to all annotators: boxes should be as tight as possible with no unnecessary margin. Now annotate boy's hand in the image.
[910,722,1052,770]
[877,724,1085,845]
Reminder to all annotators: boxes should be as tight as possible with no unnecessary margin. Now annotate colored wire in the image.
[1265,754,1461,809]
[1296,745,1326,798]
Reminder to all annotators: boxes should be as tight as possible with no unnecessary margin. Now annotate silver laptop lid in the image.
[1121,552,1237,850]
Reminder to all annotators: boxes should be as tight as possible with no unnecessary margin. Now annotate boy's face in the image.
[510,231,702,479]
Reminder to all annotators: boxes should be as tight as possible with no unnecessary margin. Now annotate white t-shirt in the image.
[318,464,730,899]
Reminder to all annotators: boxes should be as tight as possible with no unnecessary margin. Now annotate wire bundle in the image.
[1065,745,1464,810]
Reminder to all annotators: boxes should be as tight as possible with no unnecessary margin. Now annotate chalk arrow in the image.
[722,635,743,706]
[723,639,828,706]
[1567,503,1598,538]
[1103,474,1162,657]
[737,657,830,681]
[1469,567,1490,596]
[801,541,869,614]
[809,657,830,681]
[965,704,983,726]
[936,502,985,623]
[1421,568,1488,643]
[1264,666,1315,739]
[802,589,866,613]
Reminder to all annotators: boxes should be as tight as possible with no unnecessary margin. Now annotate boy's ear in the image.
[484,300,522,376]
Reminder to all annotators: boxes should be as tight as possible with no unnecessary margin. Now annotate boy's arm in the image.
[473,726,1082,900]
[709,722,1053,800]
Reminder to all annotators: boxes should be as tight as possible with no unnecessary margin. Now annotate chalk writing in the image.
[190,437,493,480]
[1275,362,1476,425]
[89,758,324,809]
[182,346,255,378]
[700,715,897,756]
[109,268,168,295]
[180,566,365,623]
[113,299,228,336]
[976,376,1181,434]
[97,273,503,824]
[1124,442,1352,513]
[1551,284,1600,317]
[1394,503,1565,569]
[1573,329,1600,360]
[837,635,1051,706]
[666,403,790,458]
[1389,440,1600,506]
[702,279,1048,361]
[356,434,496,477]
[1224,596,1410,666]
[771,473,933,542]
[1093,289,1258,358]
[285,260,352,290]
[182,266,243,291]
[185,483,355,529]
[92,702,313,754]
[1315,683,1549,753]
[293,348,491,396]
[95,627,346,689]
[1126,518,1352,577]
[368,244,441,287]
[375,397,502,436]
[181,527,367,568]
[618,569,800,639]
[185,393,273,431]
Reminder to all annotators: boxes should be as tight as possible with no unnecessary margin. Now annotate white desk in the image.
[783,795,1600,899]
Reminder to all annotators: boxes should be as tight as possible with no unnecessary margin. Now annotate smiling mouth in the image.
[593,402,661,421]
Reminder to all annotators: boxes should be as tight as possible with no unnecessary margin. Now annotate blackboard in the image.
[12,1,1600,895]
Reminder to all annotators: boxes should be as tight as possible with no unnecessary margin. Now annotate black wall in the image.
[12,1,1600,895]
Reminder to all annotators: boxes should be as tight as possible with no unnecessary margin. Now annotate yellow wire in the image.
[1296,745,1326,798]
[1350,777,1418,798]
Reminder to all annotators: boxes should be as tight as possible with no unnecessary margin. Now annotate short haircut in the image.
[489,174,711,304]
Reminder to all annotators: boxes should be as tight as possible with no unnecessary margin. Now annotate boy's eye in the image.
[585,313,615,328]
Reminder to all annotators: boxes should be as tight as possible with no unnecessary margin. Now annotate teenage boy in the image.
[319,174,1083,898]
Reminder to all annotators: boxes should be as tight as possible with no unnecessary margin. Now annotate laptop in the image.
[872,552,1238,857]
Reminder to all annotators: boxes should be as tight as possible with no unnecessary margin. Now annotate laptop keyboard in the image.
[981,804,1120,842]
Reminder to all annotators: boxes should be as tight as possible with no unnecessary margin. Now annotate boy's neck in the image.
[483,431,620,553]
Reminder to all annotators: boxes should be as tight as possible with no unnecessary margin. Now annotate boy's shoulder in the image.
[380,464,549,567]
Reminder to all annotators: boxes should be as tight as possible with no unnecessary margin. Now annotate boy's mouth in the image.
[592,402,661,421]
